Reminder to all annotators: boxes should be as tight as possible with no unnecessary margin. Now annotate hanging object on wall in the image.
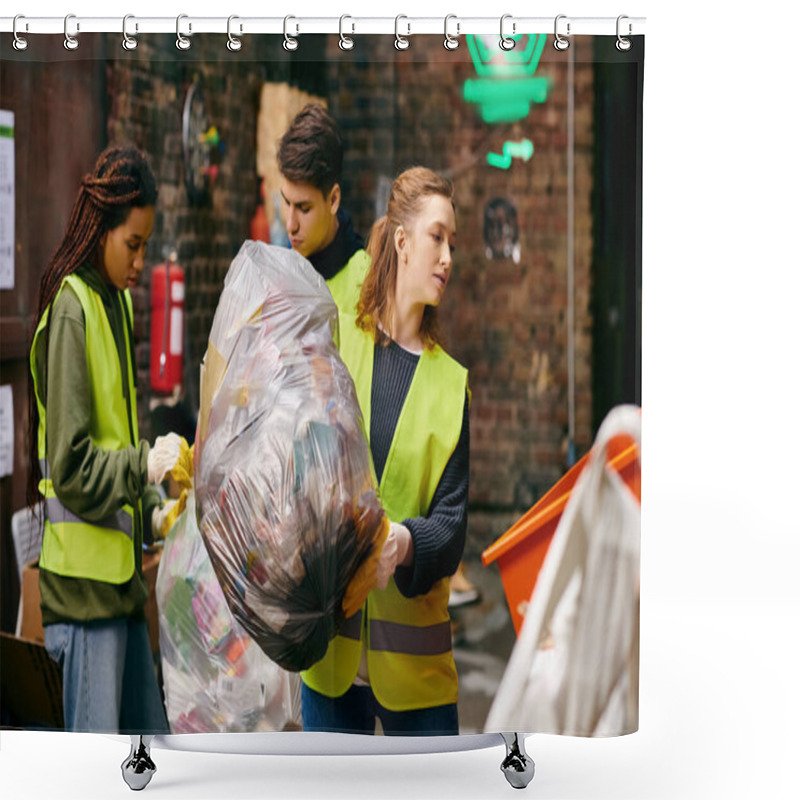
[0,109,14,290]
[182,76,225,206]
[484,197,521,263]
[487,138,534,170]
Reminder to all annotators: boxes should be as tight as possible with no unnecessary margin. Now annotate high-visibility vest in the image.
[31,273,140,584]
[326,250,370,316]
[302,313,468,711]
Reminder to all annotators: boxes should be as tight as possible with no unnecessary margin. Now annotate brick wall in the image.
[106,35,596,553]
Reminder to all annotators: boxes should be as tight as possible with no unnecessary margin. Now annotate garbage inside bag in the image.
[157,492,302,733]
[194,241,386,672]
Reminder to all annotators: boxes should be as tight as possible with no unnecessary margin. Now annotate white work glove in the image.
[147,433,183,485]
[151,499,178,540]
[376,522,414,590]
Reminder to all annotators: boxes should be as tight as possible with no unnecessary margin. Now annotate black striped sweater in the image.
[370,338,470,599]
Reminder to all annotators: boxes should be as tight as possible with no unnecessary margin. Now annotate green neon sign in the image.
[466,34,547,78]
[487,139,534,170]
[463,34,551,124]
[463,78,549,124]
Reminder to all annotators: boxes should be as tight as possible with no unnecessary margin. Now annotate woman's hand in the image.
[376,522,414,589]
[147,433,184,484]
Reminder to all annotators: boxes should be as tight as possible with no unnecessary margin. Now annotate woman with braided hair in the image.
[27,144,179,733]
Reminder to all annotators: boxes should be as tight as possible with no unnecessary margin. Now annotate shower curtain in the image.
[0,17,644,744]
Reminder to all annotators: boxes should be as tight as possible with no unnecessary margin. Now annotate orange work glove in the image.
[341,515,390,618]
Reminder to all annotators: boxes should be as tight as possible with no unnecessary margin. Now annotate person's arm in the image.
[393,392,470,598]
[45,288,151,521]
[142,485,164,542]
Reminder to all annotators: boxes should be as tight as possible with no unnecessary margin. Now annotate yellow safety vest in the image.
[31,274,140,584]
[326,250,370,316]
[302,313,468,711]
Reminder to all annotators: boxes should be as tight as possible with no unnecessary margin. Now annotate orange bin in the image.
[481,433,640,635]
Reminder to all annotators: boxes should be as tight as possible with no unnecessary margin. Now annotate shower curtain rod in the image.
[1,15,646,38]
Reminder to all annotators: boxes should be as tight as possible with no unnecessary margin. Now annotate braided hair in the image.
[27,144,157,508]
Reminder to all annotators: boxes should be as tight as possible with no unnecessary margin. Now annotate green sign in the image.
[487,139,534,170]
[466,34,547,77]
[463,34,551,124]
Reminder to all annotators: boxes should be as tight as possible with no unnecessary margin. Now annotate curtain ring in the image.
[227,15,242,51]
[339,15,354,51]
[394,15,410,51]
[283,15,298,51]
[499,14,515,51]
[176,14,191,50]
[616,15,632,51]
[122,14,138,51]
[63,13,79,51]
[554,14,570,51]
[443,14,459,51]
[12,15,29,51]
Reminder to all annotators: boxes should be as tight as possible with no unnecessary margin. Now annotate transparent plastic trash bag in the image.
[156,492,302,733]
[194,241,386,672]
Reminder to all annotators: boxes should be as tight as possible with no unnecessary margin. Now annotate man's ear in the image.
[328,183,341,217]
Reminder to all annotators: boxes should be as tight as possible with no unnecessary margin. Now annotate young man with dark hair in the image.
[278,104,369,313]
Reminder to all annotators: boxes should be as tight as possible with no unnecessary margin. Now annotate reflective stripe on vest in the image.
[40,472,133,539]
[31,274,139,584]
[326,250,370,316]
[369,619,452,656]
[302,314,467,710]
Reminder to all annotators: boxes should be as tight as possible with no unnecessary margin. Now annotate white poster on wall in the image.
[0,109,15,290]
[0,384,13,478]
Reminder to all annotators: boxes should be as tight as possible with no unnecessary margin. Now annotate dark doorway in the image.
[590,36,644,432]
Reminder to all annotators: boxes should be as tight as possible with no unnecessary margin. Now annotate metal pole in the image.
[566,40,576,467]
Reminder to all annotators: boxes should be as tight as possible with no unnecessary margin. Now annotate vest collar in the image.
[76,262,115,305]
[74,263,136,397]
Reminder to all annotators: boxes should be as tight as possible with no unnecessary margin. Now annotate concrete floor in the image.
[451,554,517,735]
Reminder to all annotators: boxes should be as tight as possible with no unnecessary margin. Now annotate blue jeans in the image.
[44,618,169,734]
[302,682,459,736]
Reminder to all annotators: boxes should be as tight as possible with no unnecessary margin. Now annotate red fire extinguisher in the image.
[250,178,271,243]
[150,251,185,395]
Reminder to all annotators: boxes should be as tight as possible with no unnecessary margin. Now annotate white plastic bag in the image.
[485,405,641,736]
[157,492,302,734]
